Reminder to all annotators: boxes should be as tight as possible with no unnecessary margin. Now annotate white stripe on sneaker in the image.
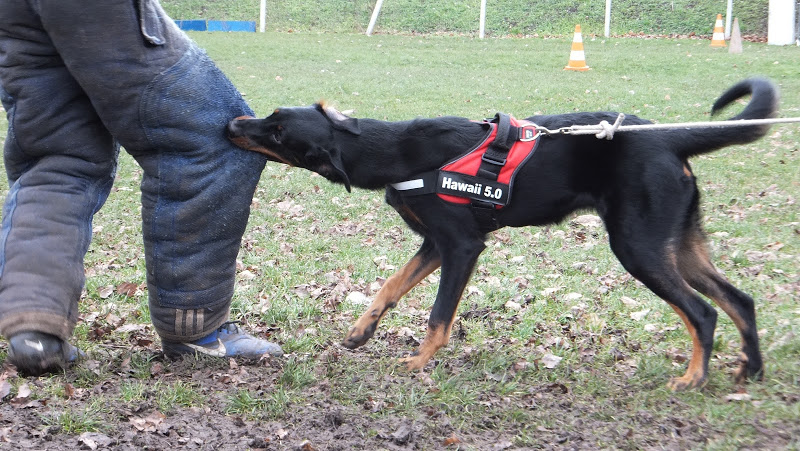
[24,339,44,352]
[184,338,226,357]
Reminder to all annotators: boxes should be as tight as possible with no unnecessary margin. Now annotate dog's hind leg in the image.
[616,247,718,390]
[606,216,718,390]
[342,238,441,350]
[677,224,763,383]
[399,237,486,370]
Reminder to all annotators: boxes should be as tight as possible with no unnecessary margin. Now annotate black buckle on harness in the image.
[481,153,506,167]
[477,154,505,180]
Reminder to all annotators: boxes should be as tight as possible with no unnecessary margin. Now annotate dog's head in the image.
[227,103,360,192]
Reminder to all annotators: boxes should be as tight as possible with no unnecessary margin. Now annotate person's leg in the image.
[28,0,276,350]
[0,2,118,373]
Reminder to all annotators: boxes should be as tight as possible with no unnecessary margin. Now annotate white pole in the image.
[479,0,486,39]
[725,0,733,38]
[604,0,611,37]
[768,0,796,45]
[366,0,384,36]
[259,0,266,33]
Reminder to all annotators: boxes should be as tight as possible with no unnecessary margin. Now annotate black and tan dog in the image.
[228,78,777,390]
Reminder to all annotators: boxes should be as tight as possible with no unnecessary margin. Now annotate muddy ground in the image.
[1,327,798,451]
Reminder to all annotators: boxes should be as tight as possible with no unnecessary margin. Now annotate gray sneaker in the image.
[6,331,83,376]
[162,322,283,360]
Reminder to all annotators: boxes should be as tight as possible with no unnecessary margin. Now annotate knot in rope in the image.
[594,113,625,140]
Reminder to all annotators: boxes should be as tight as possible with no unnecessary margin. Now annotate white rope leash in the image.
[536,114,800,140]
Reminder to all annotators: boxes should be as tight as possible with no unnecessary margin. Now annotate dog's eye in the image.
[270,126,283,144]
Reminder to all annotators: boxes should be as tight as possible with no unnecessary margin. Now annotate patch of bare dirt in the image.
[2,334,798,450]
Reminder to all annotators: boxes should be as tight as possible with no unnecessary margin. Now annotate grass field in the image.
[0,32,798,449]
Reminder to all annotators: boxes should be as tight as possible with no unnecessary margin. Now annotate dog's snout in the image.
[227,115,255,137]
[227,119,242,137]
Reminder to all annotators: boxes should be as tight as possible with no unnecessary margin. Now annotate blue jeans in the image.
[0,0,267,342]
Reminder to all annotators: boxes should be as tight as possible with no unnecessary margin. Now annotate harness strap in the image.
[472,113,515,232]
[476,113,512,181]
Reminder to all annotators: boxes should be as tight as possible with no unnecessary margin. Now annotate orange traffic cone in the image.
[564,25,590,71]
[710,14,726,47]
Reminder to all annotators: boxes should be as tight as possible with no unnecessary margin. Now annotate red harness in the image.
[390,113,540,231]
[438,115,538,206]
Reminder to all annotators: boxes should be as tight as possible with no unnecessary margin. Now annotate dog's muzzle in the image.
[226,117,294,165]
[226,116,255,138]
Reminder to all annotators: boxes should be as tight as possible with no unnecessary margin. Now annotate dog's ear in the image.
[313,145,352,193]
[316,103,361,135]
[328,146,352,192]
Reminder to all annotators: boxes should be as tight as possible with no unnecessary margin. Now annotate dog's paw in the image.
[398,355,428,371]
[666,374,707,391]
[341,316,380,350]
[733,352,764,384]
[341,328,372,349]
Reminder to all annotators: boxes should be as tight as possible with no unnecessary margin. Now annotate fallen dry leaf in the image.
[97,285,114,299]
[542,354,563,369]
[15,383,30,400]
[630,309,650,321]
[0,381,9,402]
[298,439,316,450]
[345,291,369,305]
[130,411,166,432]
[571,214,602,228]
[620,296,638,308]
[63,383,75,399]
[10,384,44,409]
[724,393,752,402]
[78,432,113,450]
[541,286,563,297]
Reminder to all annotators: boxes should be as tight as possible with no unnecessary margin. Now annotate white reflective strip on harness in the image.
[391,179,425,191]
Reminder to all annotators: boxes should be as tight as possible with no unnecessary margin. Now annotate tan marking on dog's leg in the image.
[683,164,693,177]
[666,305,708,391]
[399,323,452,370]
[678,240,749,327]
[687,274,751,383]
[678,233,759,383]
[342,253,440,349]
[733,352,751,383]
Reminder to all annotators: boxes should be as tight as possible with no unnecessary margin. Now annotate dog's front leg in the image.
[400,240,485,370]
[342,239,440,349]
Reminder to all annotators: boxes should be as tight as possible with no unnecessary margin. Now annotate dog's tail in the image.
[672,78,779,160]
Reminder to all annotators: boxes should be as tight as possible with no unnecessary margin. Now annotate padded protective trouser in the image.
[0,0,266,342]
